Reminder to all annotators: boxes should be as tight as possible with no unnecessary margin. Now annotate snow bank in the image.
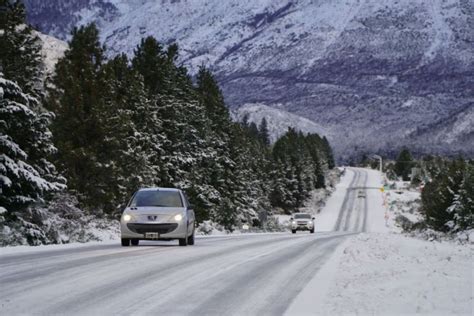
[288,232,473,315]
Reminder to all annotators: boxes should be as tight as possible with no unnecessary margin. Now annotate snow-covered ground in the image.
[287,232,473,315]
[2,168,472,315]
[385,180,423,232]
[287,167,473,316]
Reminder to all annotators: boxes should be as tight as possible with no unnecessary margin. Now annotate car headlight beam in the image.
[123,214,132,222]
[174,214,183,221]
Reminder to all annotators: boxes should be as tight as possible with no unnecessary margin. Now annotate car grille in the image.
[297,221,307,225]
[127,223,178,234]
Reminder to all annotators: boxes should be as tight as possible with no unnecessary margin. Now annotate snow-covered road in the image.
[0,168,370,315]
[1,232,354,315]
[5,168,467,315]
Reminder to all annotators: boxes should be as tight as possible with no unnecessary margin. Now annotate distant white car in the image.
[357,190,366,198]
[290,213,315,234]
[120,187,195,247]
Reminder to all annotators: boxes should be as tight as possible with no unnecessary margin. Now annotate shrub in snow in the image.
[0,192,119,246]
[196,220,225,235]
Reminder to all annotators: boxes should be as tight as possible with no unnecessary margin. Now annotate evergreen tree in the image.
[132,36,171,96]
[395,148,414,181]
[47,24,114,212]
[270,128,331,211]
[450,165,474,231]
[196,66,230,132]
[258,117,270,146]
[0,0,43,97]
[99,54,161,207]
[0,74,64,213]
[421,159,465,231]
[322,136,335,169]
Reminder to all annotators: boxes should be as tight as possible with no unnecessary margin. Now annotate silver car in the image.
[120,188,196,246]
[290,213,315,234]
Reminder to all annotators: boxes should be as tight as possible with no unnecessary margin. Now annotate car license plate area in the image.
[145,232,159,239]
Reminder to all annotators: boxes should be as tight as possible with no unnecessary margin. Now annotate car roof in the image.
[138,187,181,192]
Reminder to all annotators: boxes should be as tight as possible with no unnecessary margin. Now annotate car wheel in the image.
[187,232,195,245]
[179,237,188,246]
[121,238,130,246]
[292,230,296,234]
[310,229,315,234]
[131,239,139,246]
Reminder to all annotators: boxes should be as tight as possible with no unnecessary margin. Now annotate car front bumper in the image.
[291,223,314,231]
[121,220,188,239]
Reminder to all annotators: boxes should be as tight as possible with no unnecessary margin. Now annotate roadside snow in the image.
[287,233,473,315]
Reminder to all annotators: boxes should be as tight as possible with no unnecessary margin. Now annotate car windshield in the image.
[129,190,183,207]
[294,214,311,219]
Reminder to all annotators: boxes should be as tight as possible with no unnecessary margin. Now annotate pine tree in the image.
[47,24,114,212]
[395,148,414,181]
[196,66,230,131]
[448,164,474,231]
[0,74,64,213]
[99,54,161,207]
[132,36,171,96]
[258,117,270,146]
[421,159,465,232]
[322,136,335,169]
[0,0,43,98]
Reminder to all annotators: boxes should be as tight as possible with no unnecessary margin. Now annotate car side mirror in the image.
[290,217,293,221]
[188,204,194,210]
[312,217,315,220]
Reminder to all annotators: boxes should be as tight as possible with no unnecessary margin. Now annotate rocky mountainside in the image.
[23,0,474,161]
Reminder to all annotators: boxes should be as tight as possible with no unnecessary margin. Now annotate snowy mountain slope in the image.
[233,103,333,143]
[36,32,67,77]
[23,0,474,160]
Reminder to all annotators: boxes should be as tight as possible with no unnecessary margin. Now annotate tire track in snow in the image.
[333,168,359,231]
[353,169,368,232]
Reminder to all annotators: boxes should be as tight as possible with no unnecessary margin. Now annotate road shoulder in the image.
[285,232,473,315]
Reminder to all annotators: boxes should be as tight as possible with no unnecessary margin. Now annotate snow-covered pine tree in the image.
[132,37,226,222]
[450,164,474,231]
[99,54,162,209]
[421,159,465,232]
[270,127,331,212]
[0,74,64,214]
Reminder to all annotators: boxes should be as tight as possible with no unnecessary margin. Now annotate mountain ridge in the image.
[23,0,474,160]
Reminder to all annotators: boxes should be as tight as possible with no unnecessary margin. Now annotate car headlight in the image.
[174,214,183,221]
[292,221,296,225]
[123,214,132,222]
